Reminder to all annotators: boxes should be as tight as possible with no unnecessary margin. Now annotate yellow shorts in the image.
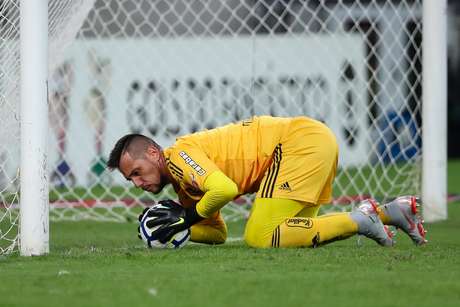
[255,117,338,205]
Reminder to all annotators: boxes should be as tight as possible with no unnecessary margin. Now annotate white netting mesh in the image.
[1,0,423,254]
[0,0,95,254]
[1,0,20,255]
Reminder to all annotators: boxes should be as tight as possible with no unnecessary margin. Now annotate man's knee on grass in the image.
[244,198,321,248]
[244,217,318,248]
[244,224,272,248]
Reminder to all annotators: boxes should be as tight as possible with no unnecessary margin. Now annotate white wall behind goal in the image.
[47,34,368,186]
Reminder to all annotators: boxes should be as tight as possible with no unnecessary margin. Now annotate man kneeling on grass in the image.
[108,116,427,248]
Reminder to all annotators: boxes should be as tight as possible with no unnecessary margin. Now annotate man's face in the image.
[118,146,167,194]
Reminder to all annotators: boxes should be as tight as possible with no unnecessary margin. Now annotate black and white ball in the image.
[139,208,190,249]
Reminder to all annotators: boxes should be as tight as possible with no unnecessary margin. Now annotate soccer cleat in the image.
[350,199,394,247]
[379,196,427,245]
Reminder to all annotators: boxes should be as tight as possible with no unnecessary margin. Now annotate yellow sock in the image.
[273,213,359,248]
[244,198,359,248]
[377,206,391,225]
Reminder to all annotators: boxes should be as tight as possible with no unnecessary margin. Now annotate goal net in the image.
[1,0,426,254]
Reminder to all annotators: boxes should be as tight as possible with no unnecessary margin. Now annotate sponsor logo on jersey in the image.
[285,217,313,229]
[278,181,292,191]
[179,151,206,176]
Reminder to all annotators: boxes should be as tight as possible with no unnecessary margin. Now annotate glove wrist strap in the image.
[185,206,204,226]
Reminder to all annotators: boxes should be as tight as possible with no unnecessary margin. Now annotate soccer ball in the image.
[139,208,191,249]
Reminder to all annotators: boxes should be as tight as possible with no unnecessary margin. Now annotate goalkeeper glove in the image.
[137,199,203,243]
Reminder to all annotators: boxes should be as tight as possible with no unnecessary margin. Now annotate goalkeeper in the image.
[107,116,426,248]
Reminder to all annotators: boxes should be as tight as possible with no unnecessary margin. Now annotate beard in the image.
[151,172,170,194]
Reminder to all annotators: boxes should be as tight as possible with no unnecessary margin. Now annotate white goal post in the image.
[0,0,447,256]
[19,0,49,256]
[422,0,448,223]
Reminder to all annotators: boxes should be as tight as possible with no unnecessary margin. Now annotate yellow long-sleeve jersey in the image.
[164,116,290,206]
[164,115,338,219]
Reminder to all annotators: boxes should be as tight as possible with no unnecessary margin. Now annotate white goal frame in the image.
[17,0,447,256]
[19,0,49,256]
[421,0,448,223]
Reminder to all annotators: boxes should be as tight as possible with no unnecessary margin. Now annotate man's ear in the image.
[145,145,160,161]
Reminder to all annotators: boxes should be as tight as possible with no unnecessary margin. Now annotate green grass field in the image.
[1,162,460,307]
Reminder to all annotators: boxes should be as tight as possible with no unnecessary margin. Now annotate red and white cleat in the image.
[380,196,427,246]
